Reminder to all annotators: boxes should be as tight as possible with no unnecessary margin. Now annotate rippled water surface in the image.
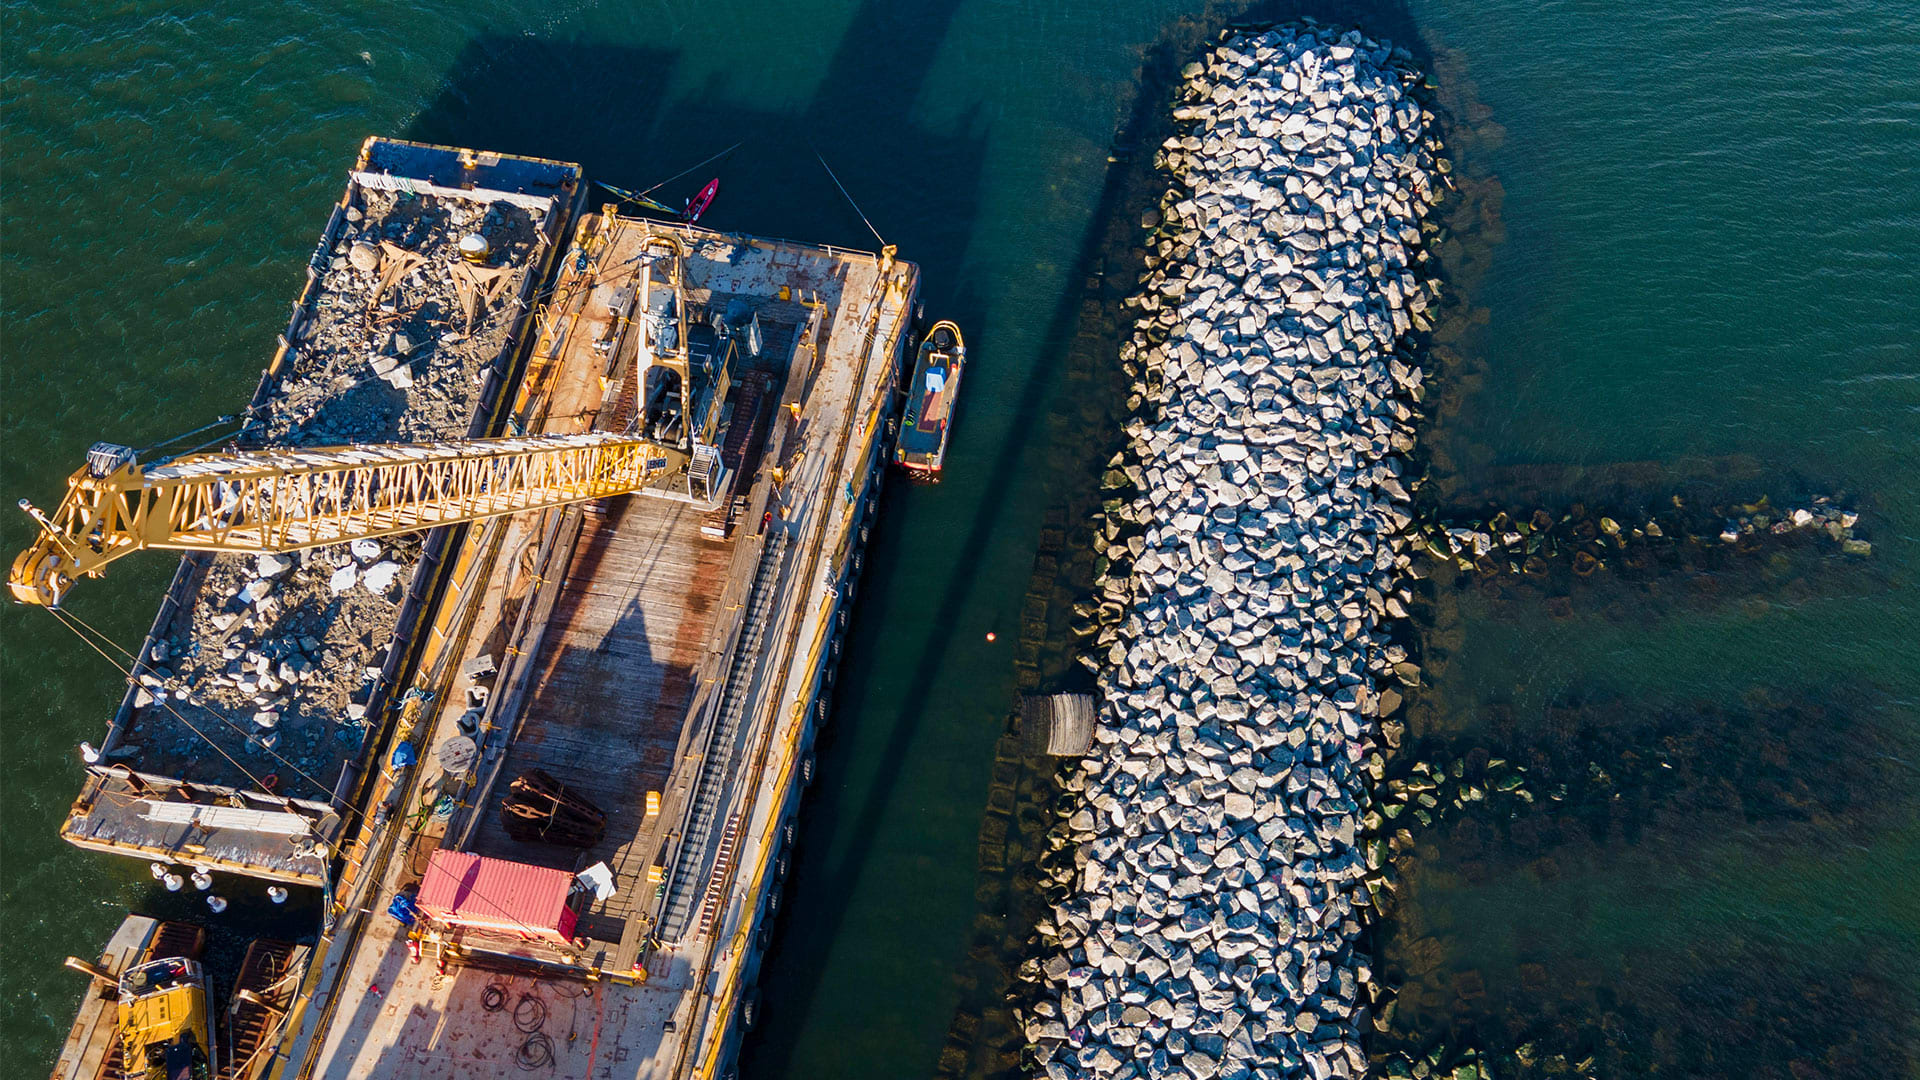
[3,0,1915,1075]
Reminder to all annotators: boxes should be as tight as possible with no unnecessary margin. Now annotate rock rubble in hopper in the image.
[117,185,548,791]
[1022,26,1445,1080]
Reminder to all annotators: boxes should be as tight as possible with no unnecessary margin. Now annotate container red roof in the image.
[416,850,578,941]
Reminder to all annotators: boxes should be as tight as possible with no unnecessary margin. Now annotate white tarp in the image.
[576,861,617,902]
[141,800,312,837]
[349,170,556,213]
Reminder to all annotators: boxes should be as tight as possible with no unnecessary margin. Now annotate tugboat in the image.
[894,320,965,478]
[118,955,211,1080]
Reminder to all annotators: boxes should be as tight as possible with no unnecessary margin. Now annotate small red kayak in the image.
[683,178,719,223]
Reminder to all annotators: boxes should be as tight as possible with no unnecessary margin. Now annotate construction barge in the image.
[58,138,586,884]
[42,138,920,1079]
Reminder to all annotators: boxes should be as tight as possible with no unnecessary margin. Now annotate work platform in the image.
[463,496,725,946]
[52,915,205,1080]
[277,211,919,1079]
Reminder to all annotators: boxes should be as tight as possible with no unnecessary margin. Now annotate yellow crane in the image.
[11,432,677,607]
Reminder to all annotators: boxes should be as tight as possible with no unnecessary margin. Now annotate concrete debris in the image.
[112,180,551,793]
[329,564,360,594]
[360,561,403,596]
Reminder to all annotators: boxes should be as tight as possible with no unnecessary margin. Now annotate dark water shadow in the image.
[402,25,984,281]
[1380,685,1913,871]
[1374,936,1918,1079]
[1368,679,1920,1076]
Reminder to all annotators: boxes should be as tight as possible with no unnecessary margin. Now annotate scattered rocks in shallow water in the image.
[1417,497,1867,581]
[1024,24,1444,1080]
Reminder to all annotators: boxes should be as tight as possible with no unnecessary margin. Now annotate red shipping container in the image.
[416,850,579,943]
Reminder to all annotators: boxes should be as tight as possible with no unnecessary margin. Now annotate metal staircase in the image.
[697,814,743,936]
[658,531,788,941]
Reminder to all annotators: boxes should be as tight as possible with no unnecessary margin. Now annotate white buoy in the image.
[191,869,214,891]
[458,233,491,264]
[150,862,170,880]
[163,873,184,892]
[267,886,289,905]
[80,741,100,764]
[207,895,228,914]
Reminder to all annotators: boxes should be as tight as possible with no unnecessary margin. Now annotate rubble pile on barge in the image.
[1026,26,1443,1080]
[59,142,579,883]
[258,187,548,445]
[113,185,550,790]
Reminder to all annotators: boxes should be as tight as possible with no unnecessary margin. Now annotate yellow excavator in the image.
[10,431,678,607]
[116,956,211,1080]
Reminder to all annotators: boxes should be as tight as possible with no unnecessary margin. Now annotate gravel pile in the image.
[1023,26,1444,1080]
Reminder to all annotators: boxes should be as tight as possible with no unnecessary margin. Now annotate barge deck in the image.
[278,213,918,1078]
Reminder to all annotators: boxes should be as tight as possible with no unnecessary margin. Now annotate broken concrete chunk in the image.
[329,564,360,594]
[361,561,403,595]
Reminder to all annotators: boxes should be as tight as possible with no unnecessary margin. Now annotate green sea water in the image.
[2,1,1915,1077]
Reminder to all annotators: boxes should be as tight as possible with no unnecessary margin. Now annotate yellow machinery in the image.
[117,956,211,1080]
[11,432,676,607]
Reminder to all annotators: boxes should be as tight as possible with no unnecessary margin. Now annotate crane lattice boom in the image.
[11,432,678,607]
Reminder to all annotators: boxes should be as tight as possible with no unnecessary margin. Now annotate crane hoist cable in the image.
[49,608,292,801]
[50,605,338,801]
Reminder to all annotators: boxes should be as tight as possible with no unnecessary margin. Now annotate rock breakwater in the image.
[1023,25,1445,1080]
